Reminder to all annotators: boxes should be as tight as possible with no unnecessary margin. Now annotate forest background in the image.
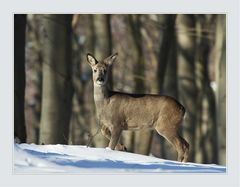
[14,14,226,165]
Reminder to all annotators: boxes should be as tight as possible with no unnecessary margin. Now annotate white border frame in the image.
[0,0,239,186]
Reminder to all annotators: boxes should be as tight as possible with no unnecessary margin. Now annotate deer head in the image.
[86,53,118,86]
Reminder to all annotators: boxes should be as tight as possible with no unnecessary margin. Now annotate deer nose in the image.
[97,77,104,82]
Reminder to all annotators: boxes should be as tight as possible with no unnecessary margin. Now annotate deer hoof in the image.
[115,144,127,151]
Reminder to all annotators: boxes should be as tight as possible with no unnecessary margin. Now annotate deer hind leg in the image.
[169,133,189,162]
[155,126,189,162]
[178,134,189,162]
[101,125,126,151]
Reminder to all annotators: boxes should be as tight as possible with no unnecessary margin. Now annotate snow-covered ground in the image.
[14,143,226,173]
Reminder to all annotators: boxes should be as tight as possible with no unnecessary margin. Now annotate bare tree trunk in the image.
[194,15,218,164]
[215,15,226,165]
[68,15,96,145]
[140,15,159,157]
[82,15,97,146]
[68,15,86,145]
[69,34,85,145]
[176,15,198,162]
[14,14,27,143]
[90,14,112,148]
[39,15,73,144]
[118,15,135,153]
[159,15,178,160]
[157,15,176,90]
[25,15,43,144]
[127,15,153,155]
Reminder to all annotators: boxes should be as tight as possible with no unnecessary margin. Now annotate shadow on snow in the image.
[20,147,226,173]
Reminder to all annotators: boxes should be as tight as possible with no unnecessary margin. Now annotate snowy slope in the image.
[14,144,226,173]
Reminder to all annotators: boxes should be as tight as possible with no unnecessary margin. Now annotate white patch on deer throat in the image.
[96,80,104,85]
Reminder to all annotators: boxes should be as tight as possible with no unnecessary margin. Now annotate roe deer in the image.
[86,53,189,162]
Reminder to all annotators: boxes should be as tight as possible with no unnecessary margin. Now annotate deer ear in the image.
[86,53,98,66]
[104,53,118,66]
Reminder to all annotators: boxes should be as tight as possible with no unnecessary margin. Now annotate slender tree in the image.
[194,15,218,163]
[14,14,27,143]
[157,15,177,90]
[82,15,97,146]
[90,14,112,148]
[69,15,95,145]
[176,14,198,162]
[39,15,73,144]
[144,15,178,159]
[117,15,136,153]
[68,14,85,145]
[127,15,153,155]
[140,15,160,157]
[25,15,43,144]
[159,15,178,160]
[215,14,226,165]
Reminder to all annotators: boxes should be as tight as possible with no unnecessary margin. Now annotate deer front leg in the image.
[101,125,126,151]
[108,126,122,150]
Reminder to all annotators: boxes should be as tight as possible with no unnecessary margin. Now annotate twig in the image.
[86,119,101,147]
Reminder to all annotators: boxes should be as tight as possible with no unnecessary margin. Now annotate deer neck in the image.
[94,83,109,100]
[93,83,110,115]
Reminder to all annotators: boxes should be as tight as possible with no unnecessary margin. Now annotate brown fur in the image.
[86,53,189,162]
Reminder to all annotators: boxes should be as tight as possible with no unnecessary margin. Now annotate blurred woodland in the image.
[14,14,226,165]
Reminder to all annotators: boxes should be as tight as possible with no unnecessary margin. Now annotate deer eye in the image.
[94,69,97,73]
